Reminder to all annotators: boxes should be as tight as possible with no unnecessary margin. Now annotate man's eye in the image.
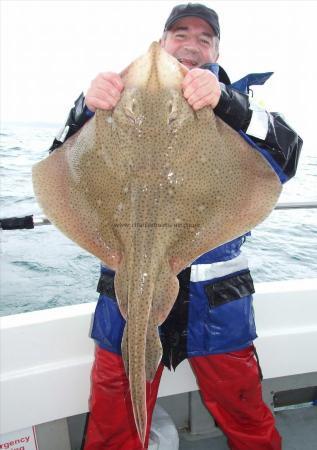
[200,38,211,46]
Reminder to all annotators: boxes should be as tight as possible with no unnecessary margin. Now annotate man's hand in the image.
[182,68,221,111]
[85,72,124,112]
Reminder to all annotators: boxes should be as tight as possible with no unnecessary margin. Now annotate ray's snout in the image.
[123,42,187,93]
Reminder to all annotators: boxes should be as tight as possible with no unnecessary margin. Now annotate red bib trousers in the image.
[82,345,281,450]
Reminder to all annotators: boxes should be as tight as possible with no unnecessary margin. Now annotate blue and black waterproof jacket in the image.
[49,64,302,369]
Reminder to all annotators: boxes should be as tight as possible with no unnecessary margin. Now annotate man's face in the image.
[160,16,219,69]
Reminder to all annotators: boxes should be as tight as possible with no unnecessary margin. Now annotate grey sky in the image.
[1,0,316,146]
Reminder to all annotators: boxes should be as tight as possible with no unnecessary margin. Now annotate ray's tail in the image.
[115,257,156,445]
[114,253,179,445]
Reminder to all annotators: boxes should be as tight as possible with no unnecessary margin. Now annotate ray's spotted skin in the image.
[32,42,282,445]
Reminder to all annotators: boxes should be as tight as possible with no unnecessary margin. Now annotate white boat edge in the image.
[1,277,317,434]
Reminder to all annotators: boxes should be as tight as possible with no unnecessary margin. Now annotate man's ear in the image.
[159,32,168,48]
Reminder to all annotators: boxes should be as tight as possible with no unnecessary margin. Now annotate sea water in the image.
[1,122,316,316]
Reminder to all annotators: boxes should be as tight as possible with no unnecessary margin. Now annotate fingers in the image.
[100,72,124,92]
[85,68,220,113]
[190,92,220,110]
[85,96,116,111]
[85,72,124,112]
[182,68,221,110]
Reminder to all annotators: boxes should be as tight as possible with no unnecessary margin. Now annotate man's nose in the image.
[182,43,199,54]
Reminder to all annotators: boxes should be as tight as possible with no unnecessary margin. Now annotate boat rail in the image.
[1,201,316,230]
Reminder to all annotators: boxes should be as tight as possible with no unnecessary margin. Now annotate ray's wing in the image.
[32,110,124,270]
[167,109,282,272]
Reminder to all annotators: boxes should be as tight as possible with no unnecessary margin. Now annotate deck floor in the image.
[178,406,317,449]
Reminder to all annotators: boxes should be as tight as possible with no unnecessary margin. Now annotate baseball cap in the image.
[164,3,220,39]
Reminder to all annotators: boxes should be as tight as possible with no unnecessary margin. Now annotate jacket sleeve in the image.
[48,93,94,153]
[214,83,303,180]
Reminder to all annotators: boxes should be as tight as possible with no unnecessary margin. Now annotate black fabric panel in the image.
[48,92,91,153]
[160,267,191,370]
[218,65,231,85]
[97,272,116,300]
[213,83,252,132]
[205,270,255,308]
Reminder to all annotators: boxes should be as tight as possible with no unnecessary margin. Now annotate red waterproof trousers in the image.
[82,345,281,450]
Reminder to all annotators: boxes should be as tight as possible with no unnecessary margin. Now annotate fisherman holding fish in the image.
[48,3,302,450]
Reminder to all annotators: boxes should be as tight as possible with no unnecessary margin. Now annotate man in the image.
[49,4,302,449]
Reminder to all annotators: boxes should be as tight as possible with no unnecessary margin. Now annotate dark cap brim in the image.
[165,14,219,38]
[163,4,220,38]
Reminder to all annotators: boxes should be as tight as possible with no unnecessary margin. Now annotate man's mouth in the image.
[177,58,198,68]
